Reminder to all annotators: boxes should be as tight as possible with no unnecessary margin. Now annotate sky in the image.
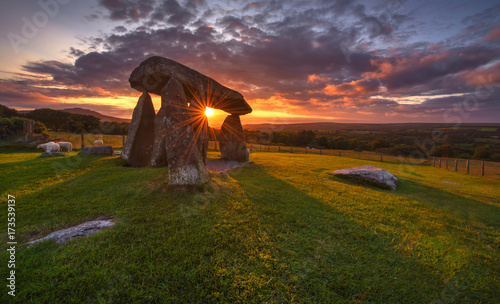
[0,0,499,127]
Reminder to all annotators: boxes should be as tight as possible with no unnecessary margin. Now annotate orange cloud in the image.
[485,25,500,41]
[307,74,329,83]
[321,79,380,96]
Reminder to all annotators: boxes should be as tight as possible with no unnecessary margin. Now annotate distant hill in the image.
[63,108,130,123]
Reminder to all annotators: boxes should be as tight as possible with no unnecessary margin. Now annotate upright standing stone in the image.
[197,116,209,164]
[121,92,155,167]
[150,104,169,167]
[162,79,210,187]
[219,114,249,162]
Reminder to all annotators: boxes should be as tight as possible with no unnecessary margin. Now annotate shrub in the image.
[473,146,491,160]
[490,153,500,162]
[0,117,47,139]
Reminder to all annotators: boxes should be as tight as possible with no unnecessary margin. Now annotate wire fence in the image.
[208,141,500,178]
[41,135,500,178]
[48,132,126,149]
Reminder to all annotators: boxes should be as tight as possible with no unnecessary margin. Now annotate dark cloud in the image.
[113,26,128,33]
[2,0,500,122]
[151,0,195,26]
[98,0,155,22]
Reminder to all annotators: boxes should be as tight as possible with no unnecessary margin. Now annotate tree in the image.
[473,146,491,160]
[0,104,19,118]
[370,138,391,150]
[317,136,328,148]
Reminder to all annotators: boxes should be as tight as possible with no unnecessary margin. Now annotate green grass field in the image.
[0,149,499,303]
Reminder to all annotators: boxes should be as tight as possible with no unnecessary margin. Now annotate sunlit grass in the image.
[0,150,498,303]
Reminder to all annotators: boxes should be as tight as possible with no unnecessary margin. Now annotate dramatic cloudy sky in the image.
[0,0,499,126]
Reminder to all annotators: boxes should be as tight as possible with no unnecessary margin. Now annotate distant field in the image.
[0,149,499,303]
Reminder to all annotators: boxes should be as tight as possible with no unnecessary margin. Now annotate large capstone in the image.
[331,166,398,190]
[219,114,249,162]
[162,78,210,187]
[129,56,252,115]
[121,92,155,167]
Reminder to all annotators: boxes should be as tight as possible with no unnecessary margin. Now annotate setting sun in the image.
[205,107,214,117]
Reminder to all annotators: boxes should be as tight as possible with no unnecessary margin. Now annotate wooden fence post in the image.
[454,160,458,171]
[290,147,293,153]
[481,161,485,176]
[466,160,469,174]
[439,159,442,168]
[380,154,383,162]
[81,132,85,149]
[122,135,126,147]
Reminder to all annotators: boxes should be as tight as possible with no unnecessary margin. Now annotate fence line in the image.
[43,135,500,177]
[49,132,126,149]
[208,141,499,178]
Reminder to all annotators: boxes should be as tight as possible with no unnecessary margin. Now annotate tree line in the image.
[0,104,129,139]
[240,129,500,162]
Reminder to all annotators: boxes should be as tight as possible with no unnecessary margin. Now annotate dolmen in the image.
[331,166,398,190]
[122,56,252,187]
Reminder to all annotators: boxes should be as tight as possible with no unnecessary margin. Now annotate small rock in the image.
[332,165,398,190]
[79,145,114,156]
[38,152,66,157]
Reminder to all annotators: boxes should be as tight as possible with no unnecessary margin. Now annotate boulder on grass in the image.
[39,152,66,157]
[79,145,114,156]
[331,165,398,190]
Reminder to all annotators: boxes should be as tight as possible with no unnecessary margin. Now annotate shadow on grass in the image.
[226,164,448,303]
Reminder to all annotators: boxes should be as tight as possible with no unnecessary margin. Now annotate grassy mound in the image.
[0,150,499,303]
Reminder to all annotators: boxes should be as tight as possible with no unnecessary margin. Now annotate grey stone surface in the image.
[121,92,156,167]
[332,165,398,190]
[129,56,252,115]
[38,152,66,157]
[162,79,210,187]
[79,145,114,156]
[28,220,115,245]
[219,114,249,162]
[150,105,169,167]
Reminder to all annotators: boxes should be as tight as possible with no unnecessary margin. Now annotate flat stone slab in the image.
[79,145,114,155]
[38,152,66,157]
[28,220,115,245]
[332,165,398,190]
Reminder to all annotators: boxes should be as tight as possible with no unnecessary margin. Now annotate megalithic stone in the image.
[162,78,210,187]
[150,105,169,167]
[121,92,155,167]
[196,115,209,165]
[219,114,249,162]
[129,56,252,115]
